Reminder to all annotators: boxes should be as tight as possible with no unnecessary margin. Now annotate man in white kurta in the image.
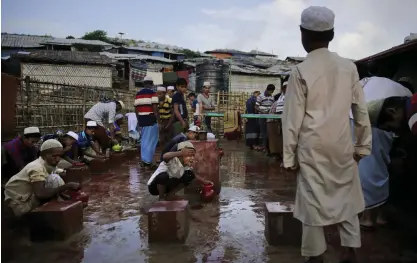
[282,6,372,263]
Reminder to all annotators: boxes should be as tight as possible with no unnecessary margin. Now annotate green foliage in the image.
[66,35,75,39]
[179,49,201,58]
[81,30,108,42]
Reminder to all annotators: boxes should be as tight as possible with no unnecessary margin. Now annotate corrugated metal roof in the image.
[355,40,417,64]
[285,56,305,62]
[205,49,277,57]
[1,34,52,48]
[100,52,175,64]
[12,50,113,66]
[122,46,185,55]
[1,33,113,48]
[42,38,113,46]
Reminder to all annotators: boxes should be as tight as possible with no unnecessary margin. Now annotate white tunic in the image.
[282,48,372,226]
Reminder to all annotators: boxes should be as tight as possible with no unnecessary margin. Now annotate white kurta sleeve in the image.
[351,71,372,156]
[282,68,306,168]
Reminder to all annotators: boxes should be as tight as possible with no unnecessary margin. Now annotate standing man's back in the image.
[282,6,372,263]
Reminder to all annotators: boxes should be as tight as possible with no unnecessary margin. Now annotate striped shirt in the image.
[84,102,117,126]
[256,92,275,113]
[135,88,158,127]
[159,97,173,120]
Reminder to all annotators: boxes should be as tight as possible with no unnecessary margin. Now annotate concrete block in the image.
[89,158,110,175]
[264,202,301,246]
[148,200,190,243]
[109,152,126,168]
[64,165,91,184]
[29,200,83,241]
[186,140,221,194]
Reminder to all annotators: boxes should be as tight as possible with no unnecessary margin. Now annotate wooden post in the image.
[25,76,32,126]
[82,87,87,129]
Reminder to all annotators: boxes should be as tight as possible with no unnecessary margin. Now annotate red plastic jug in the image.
[201,182,215,202]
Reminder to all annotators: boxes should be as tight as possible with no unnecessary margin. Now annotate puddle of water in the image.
[5,141,417,263]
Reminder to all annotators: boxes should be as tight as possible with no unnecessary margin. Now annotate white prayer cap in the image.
[188,125,200,132]
[157,86,167,92]
[207,133,215,139]
[300,6,335,32]
[40,139,63,152]
[282,81,288,86]
[115,114,124,121]
[86,121,97,127]
[167,86,175,91]
[203,81,211,87]
[24,127,40,135]
[65,131,79,141]
[117,100,125,109]
[177,141,195,151]
[144,76,153,82]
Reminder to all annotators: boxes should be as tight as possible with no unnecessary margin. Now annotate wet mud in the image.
[5,141,417,263]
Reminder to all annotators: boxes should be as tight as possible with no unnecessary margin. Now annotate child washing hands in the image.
[147,141,212,201]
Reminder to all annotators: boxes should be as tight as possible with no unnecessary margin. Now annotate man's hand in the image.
[285,163,299,173]
[181,148,195,157]
[353,153,365,163]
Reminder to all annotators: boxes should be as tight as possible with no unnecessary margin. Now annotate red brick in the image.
[64,165,91,184]
[186,140,221,194]
[109,152,126,168]
[148,200,190,243]
[264,202,302,246]
[29,200,83,241]
[90,158,110,175]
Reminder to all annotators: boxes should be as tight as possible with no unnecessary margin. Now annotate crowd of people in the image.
[1,5,416,263]
[1,75,217,219]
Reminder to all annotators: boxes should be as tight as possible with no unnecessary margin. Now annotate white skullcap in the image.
[188,125,200,132]
[24,127,40,135]
[65,131,79,141]
[40,139,63,152]
[300,6,335,32]
[115,114,124,121]
[117,100,125,109]
[144,76,153,82]
[167,86,175,91]
[177,141,195,151]
[207,133,215,139]
[86,121,97,127]
[203,81,211,87]
[282,81,288,86]
[157,86,167,92]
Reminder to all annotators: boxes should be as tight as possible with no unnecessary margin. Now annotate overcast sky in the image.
[2,0,416,59]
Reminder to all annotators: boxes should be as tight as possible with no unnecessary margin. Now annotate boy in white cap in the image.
[167,86,175,98]
[4,139,80,217]
[2,127,42,183]
[156,86,175,148]
[197,81,216,133]
[84,99,124,154]
[282,6,372,263]
[147,141,211,201]
[159,125,199,162]
[73,121,105,162]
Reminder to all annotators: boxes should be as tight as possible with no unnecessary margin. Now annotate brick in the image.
[64,165,91,184]
[29,200,83,241]
[186,140,221,194]
[124,148,139,159]
[109,152,126,168]
[89,158,110,175]
[148,200,190,243]
[264,202,302,246]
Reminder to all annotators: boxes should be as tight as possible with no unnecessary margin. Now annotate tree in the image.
[81,30,108,42]
[180,48,201,58]
[66,35,75,39]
